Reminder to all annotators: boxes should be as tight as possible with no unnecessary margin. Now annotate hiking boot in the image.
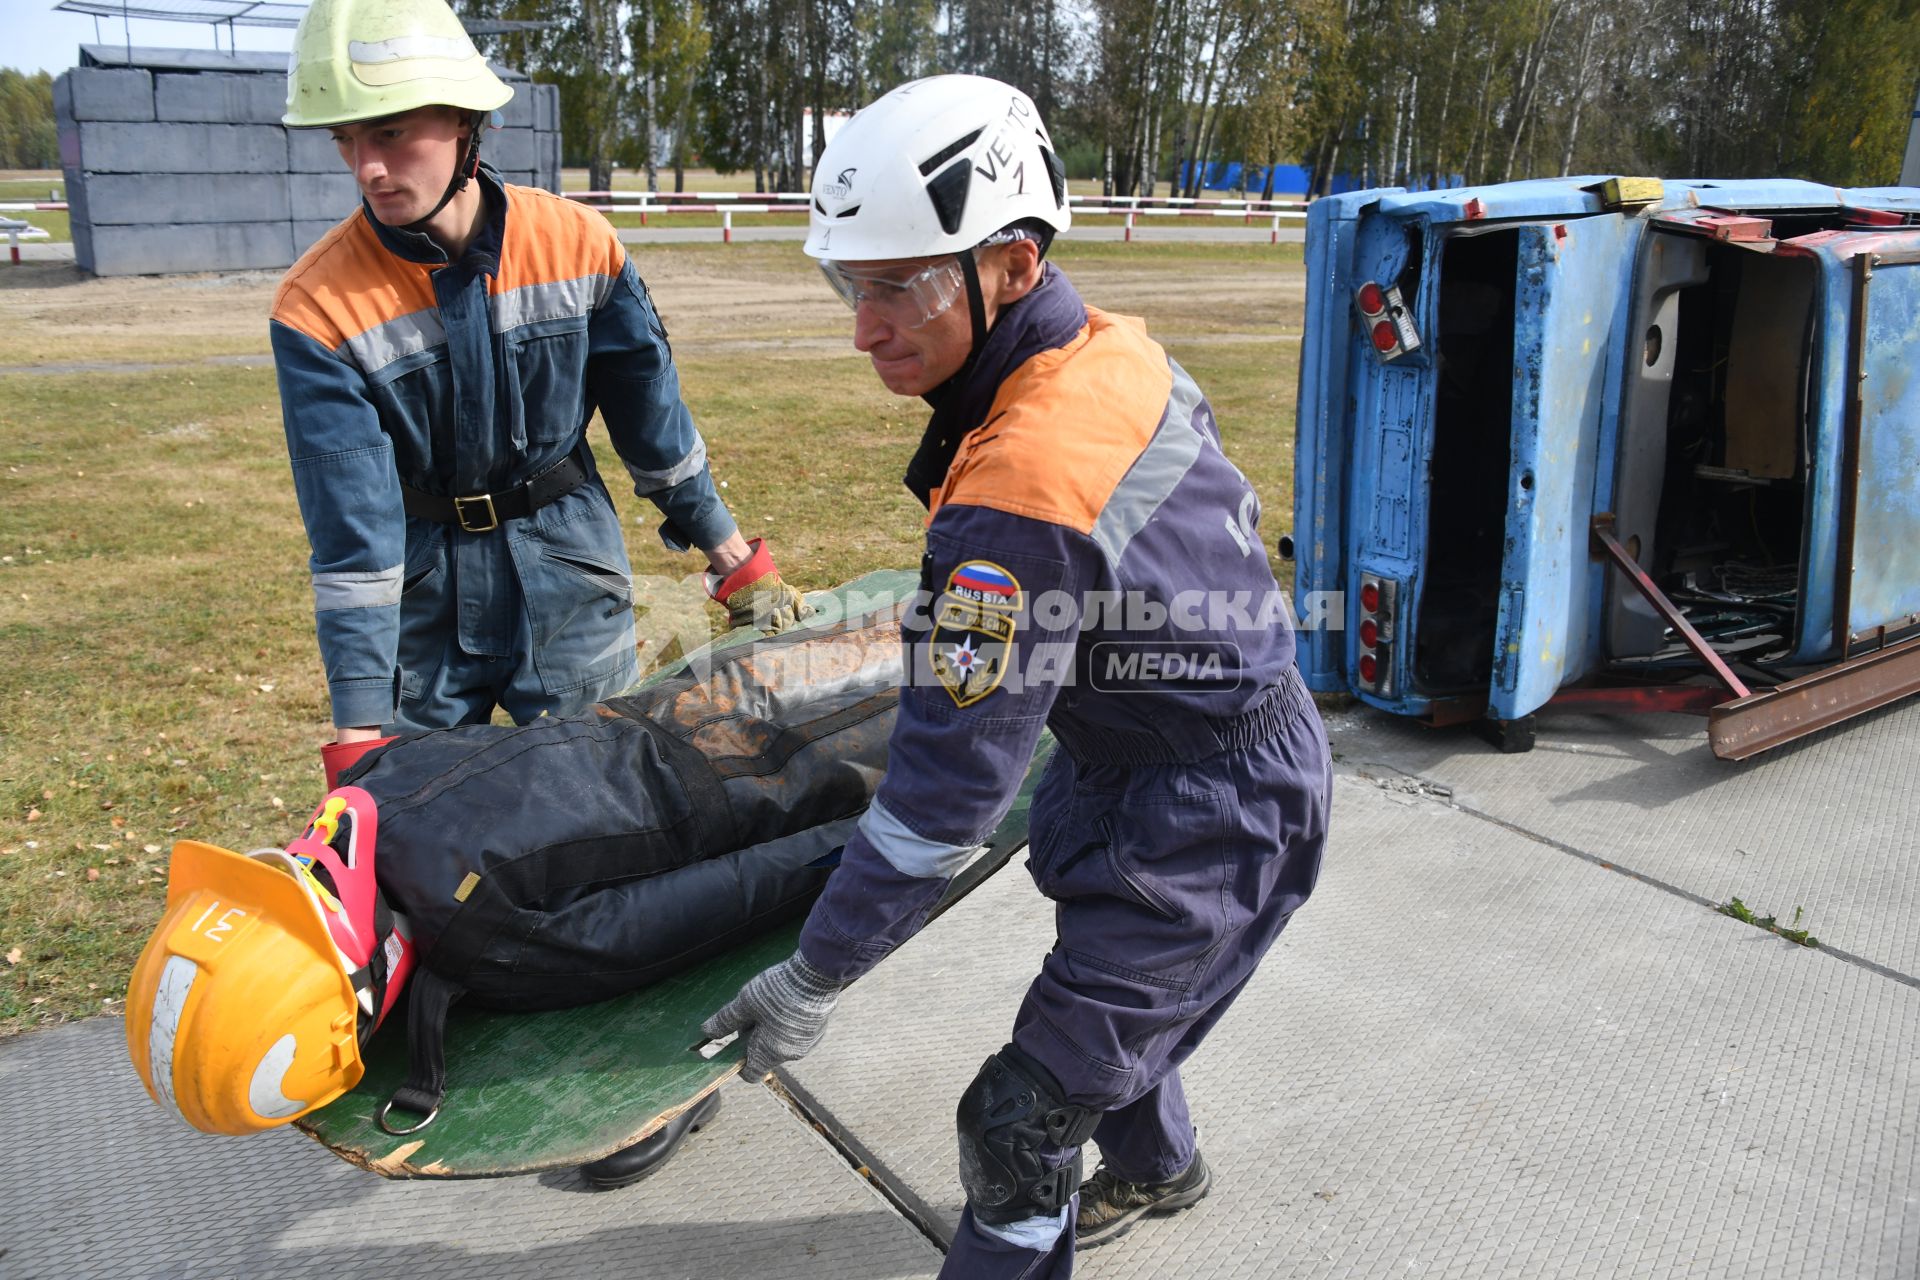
[1074,1150,1212,1247]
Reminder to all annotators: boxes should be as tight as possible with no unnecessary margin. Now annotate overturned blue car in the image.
[1289,177,1920,758]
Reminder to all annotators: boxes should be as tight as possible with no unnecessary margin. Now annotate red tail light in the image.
[1354,573,1399,696]
[1354,281,1420,362]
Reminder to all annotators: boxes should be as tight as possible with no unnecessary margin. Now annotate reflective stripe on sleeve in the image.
[858,798,983,880]
[1089,358,1208,567]
[626,435,709,496]
[312,565,404,611]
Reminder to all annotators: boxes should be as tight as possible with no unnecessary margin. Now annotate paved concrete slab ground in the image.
[0,1021,941,1280]
[1327,701,1920,981]
[3,700,1915,1278]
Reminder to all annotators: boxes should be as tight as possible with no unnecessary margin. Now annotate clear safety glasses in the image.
[818,257,967,329]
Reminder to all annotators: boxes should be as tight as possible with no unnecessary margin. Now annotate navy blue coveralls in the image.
[795,267,1333,1277]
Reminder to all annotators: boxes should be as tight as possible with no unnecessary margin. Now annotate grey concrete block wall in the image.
[487,126,536,172]
[499,87,534,129]
[86,174,291,225]
[84,222,295,276]
[59,55,564,275]
[155,72,285,125]
[292,220,341,256]
[287,173,361,224]
[70,121,289,174]
[288,128,342,174]
[55,67,154,122]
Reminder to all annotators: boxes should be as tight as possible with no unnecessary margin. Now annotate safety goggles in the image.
[818,257,967,329]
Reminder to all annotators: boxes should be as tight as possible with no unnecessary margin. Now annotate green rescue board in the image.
[297,572,1054,1178]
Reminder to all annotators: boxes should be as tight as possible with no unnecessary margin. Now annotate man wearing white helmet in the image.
[273,0,807,791]
[702,75,1331,1274]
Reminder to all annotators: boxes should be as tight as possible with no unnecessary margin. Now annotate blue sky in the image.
[4,0,294,76]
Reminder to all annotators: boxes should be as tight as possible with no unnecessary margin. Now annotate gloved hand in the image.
[701,951,845,1080]
[321,735,397,789]
[706,537,812,634]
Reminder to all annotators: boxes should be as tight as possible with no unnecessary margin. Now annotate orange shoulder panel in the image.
[272,212,437,351]
[932,308,1173,536]
[495,185,627,296]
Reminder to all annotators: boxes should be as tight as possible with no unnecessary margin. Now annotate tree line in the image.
[4,0,1915,190]
[462,0,1919,195]
[0,70,59,169]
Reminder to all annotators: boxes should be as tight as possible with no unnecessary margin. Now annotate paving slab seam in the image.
[1346,758,1920,994]
[767,1070,957,1256]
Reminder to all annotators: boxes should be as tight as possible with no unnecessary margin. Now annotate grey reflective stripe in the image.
[338,310,445,377]
[312,565,403,610]
[974,1208,1070,1251]
[490,275,612,334]
[626,434,708,495]
[858,798,981,879]
[1090,358,1208,566]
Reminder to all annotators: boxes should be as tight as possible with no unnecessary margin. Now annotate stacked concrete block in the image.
[57,48,564,277]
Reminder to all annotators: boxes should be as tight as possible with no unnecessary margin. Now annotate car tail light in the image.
[1355,573,1398,696]
[1354,281,1420,362]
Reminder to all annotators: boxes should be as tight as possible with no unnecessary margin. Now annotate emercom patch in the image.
[930,560,1023,707]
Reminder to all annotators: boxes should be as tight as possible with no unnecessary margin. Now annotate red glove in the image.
[321,735,397,790]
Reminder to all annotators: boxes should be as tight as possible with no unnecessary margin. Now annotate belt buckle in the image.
[454,493,498,533]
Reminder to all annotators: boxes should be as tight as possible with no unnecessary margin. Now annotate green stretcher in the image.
[296,572,1053,1178]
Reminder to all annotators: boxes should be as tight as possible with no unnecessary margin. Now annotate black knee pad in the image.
[955,1043,1103,1226]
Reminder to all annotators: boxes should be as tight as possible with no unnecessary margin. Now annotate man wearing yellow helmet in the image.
[273,0,807,785]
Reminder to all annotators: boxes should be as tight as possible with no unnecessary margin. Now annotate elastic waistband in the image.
[1050,665,1314,768]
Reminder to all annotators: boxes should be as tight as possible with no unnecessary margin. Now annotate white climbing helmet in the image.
[803,75,1071,263]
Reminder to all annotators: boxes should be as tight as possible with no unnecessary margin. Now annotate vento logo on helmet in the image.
[975,95,1038,192]
[823,168,857,201]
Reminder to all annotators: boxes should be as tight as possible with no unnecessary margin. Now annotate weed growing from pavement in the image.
[1719,897,1819,948]
[0,242,1301,1032]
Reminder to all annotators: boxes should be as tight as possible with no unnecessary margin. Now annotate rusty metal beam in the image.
[1709,634,1920,760]
[1591,515,1752,700]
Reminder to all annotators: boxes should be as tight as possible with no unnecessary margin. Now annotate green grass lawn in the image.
[0,241,1303,1034]
[0,175,64,202]
[2,209,69,243]
[0,173,67,244]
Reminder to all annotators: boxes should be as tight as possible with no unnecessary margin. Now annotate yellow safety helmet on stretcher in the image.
[283,0,512,129]
[125,788,415,1135]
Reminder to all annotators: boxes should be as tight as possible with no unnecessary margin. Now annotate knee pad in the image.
[955,1044,1103,1226]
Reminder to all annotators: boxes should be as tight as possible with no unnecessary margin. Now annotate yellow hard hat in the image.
[283,0,513,129]
[124,840,365,1135]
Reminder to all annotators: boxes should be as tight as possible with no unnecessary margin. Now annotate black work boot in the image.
[579,1090,723,1190]
[1074,1150,1212,1247]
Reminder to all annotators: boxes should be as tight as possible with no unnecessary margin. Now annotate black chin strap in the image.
[405,113,484,234]
[958,248,989,366]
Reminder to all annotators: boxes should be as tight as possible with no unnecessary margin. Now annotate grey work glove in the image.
[701,952,845,1080]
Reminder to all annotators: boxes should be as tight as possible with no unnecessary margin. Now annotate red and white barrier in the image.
[560,189,1306,245]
